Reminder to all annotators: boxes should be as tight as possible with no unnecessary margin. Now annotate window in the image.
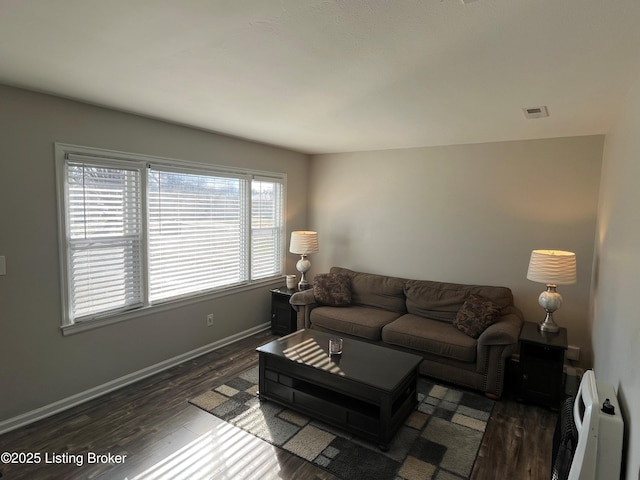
[147,169,248,302]
[56,144,286,330]
[64,157,144,319]
[251,179,284,280]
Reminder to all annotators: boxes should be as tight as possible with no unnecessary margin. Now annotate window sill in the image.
[60,277,284,336]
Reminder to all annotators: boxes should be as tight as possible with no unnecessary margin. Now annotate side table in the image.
[270,287,297,335]
[518,321,568,409]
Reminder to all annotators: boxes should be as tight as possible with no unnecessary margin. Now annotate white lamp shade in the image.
[527,250,577,285]
[290,231,319,255]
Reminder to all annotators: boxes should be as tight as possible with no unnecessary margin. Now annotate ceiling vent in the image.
[461,0,480,3]
[523,106,549,119]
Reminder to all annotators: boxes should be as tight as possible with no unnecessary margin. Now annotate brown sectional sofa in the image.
[290,266,524,398]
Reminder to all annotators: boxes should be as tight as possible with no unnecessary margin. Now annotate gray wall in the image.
[308,136,603,367]
[5,80,635,476]
[0,85,309,422]
[593,68,640,479]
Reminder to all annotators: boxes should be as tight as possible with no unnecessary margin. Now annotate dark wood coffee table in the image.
[256,329,422,449]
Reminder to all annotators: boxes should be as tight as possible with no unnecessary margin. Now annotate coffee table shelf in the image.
[257,329,422,449]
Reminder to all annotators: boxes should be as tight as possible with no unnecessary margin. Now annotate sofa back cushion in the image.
[330,267,407,313]
[404,279,513,322]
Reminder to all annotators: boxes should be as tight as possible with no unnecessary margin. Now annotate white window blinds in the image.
[65,157,143,320]
[147,168,248,302]
[251,179,284,279]
[57,144,286,327]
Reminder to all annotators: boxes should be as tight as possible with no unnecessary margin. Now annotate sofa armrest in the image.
[477,308,523,347]
[476,307,523,397]
[289,289,318,330]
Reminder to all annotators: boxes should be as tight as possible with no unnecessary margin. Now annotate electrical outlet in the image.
[206,314,214,327]
[566,345,580,361]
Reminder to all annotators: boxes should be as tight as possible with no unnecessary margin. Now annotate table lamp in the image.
[289,231,319,290]
[526,250,576,333]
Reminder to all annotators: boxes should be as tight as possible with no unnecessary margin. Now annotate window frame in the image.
[55,143,287,335]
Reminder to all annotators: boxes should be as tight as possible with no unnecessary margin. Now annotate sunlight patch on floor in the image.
[131,421,284,480]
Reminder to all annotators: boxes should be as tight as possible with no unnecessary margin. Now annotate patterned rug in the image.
[190,366,493,480]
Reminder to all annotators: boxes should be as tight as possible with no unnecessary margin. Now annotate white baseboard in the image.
[0,323,270,435]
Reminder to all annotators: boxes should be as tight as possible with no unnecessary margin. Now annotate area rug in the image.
[190,366,493,480]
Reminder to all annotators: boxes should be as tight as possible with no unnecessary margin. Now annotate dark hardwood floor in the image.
[0,330,556,479]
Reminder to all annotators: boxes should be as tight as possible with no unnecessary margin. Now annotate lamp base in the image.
[538,312,560,333]
[296,255,312,291]
[537,285,562,333]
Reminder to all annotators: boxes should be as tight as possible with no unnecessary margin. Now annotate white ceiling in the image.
[2,0,640,154]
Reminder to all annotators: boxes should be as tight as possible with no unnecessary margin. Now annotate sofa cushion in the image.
[313,272,352,306]
[311,305,402,341]
[330,267,407,313]
[404,279,513,323]
[382,314,477,363]
[453,294,501,338]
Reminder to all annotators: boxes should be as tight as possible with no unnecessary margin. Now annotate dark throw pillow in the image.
[313,273,352,306]
[453,294,501,338]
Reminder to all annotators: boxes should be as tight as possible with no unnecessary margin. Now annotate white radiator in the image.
[553,369,625,480]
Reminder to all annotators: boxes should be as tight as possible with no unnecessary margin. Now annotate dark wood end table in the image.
[270,286,297,335]
[518,321,568,409]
